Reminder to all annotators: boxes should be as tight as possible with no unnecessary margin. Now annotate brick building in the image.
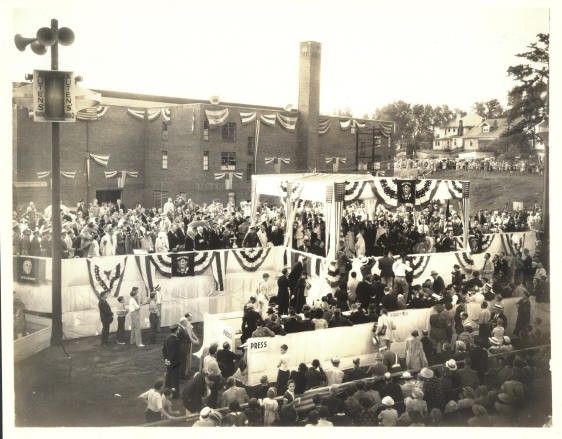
[13,42,394,210]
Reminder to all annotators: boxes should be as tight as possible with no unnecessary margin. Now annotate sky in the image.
[7,0,550,117]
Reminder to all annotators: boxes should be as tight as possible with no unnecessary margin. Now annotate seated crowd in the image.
[396,157,544,175]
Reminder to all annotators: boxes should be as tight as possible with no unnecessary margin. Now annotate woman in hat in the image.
[419,367,445,411]
[405,330,428,370]
[378,396,398,426]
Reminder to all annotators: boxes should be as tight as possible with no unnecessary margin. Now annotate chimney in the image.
[458,119,463,136]
[296,41,321,172]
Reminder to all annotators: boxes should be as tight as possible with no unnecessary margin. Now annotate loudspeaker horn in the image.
[30,41,47,55]
[57,27,75,46]
[37,27,56,46]
[14,34,36,51]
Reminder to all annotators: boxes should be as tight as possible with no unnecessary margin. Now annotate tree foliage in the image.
[472,99,504,119]
[507,33,549,137]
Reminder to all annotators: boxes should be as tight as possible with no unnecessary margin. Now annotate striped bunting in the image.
[76,106,109,121]
[231,248,271,272]
[127,108,161,121]
[377,121,393,138]
[415,179,441,206]
[89,153,110,168]
[135,255,155,298]
[318,118,332,135]
[326,261,340,288]
[37,171,51,179]
[344,181,367,202]
[500,233,525,256]
[161,108,172,124]
[240,111,256,125]
[37,171,76,179]
[453,252,475,271]
[277,113,298,131]
[260,114,276,126]
[148,252,215,277]
[445,180,464,200]
[339,119,352,130]
[409,255,431,279]
[205,108,229,126]
[86,257,127,299]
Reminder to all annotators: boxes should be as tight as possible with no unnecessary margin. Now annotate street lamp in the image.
[14,19,75,346]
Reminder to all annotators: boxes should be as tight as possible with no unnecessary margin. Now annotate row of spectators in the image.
[396,158,544,175]
[175,330,549,427]
[12,195,542,259]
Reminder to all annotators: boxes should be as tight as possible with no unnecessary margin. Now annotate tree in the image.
[472,99,504,119]
[507,33,549,135]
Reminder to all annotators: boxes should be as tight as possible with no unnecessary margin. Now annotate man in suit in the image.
[288,256,305,293]
[163,324,181,398]
[277,268,291,316]
[430,270,446,296]
[98,291,114,346]
[219,377,249,408]
[378,251,395,288]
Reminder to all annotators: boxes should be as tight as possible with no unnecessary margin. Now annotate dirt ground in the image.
[14,325,202,427]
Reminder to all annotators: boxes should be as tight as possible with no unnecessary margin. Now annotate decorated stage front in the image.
[13,230,538,340]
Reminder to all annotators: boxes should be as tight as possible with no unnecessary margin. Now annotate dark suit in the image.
[432,276,446,295]
[177,325,191,377]
[163,333,181,397]
[277,275,291,315]
[98,299,113,345]
[288,261,303,292]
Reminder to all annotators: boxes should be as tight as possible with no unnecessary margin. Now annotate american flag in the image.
[462,181,470,198]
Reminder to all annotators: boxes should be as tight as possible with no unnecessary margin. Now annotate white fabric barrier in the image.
[14,247,286,340]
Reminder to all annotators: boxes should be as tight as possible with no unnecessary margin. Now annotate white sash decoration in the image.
[205,108,230,126]
[240,111,257,125]
[161,108,171,124]
[276,113,298,131]
[339,119,352,130]
[37,171,76,179]
[318,118,332,135]
[76,106,109,121]
[86,257,128,299]
[231,248,272,272]
[89,153,110,168]
[260,113,276,126]
[127,108,161,121]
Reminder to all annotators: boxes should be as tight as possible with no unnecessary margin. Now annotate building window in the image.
[162,151,168,169]
[482,124,489,133]
[247,162,254,181]
[221,123,236,142]
[203,120,209,141]
[247,136,255,155]
[203,151,209,171]
[221,152,236,170]
[470,140,473,147]
[373,135,382,147]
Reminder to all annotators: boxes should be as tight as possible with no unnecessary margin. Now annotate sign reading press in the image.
[248,339,271,352]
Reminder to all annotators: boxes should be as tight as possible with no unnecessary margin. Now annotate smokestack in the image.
[296,41,321,172]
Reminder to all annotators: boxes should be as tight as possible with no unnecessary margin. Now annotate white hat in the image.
[382,396,395,406]
[445,359,458,371]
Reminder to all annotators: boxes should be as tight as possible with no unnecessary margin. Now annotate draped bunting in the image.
[135,254,155,299]
[89,153,110,168]
[318,118,332,135]
[344,181,368,202]
[86,257,127,299]
[149,252,214,277]
[37,171,76,179]
[277,113,298,131]
[231,248,272,272]
[214,172,243,190]
[105,170,139,188]
[127,108,161,121]
[265,157,290,164]
[76,106,109,121]
[377,121,394,138]
[205,108,230,126]
[161,108,172,124]
[339,119,352,130]
[240,111,257,125]
[260,114,277,126]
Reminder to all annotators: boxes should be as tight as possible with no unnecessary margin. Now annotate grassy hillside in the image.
[431,170,544,212]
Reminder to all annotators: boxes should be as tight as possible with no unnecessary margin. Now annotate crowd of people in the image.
[396,157,544,175]
[12,191,542,260]
[132,241,548,426]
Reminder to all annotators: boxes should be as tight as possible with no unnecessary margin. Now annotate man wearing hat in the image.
[163,324,181,398]
[129,287,145,347]
[490,303,508,330]
[344,358,367,382]
[324,358,344,385]
[430,270,446,296]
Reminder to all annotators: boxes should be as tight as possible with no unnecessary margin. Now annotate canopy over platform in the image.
[252,173,470,206]
[251,173,471,259]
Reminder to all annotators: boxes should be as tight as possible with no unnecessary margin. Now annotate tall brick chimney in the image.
[296,41,321,172]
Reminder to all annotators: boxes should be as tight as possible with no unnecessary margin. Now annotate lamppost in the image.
[14,19,75,346]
